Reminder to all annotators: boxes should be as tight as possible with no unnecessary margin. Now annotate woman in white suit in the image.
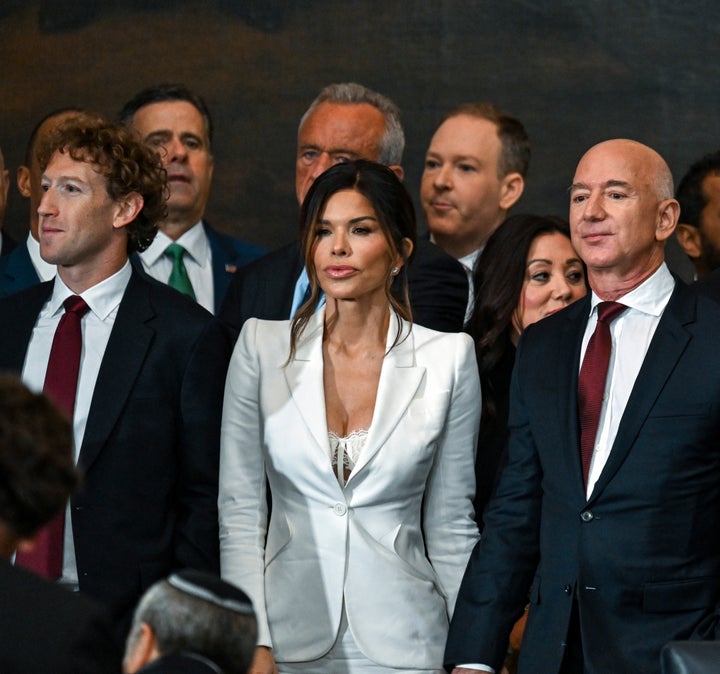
[219,161,480,674]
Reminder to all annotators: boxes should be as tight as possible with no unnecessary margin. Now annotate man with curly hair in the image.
[0,113,231,646]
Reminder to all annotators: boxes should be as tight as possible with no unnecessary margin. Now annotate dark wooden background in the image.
[2,1,719,251]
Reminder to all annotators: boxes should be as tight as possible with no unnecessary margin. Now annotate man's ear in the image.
[16,166,31,198]
[655,198,680,242]
[388,164,404,182]
[123,623,158,674]
[113,192,144,230]
[499,172,524,210]
[675,222,702,259]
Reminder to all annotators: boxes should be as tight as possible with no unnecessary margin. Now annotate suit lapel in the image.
[204,222,230,314]
[587,284,694,503]
[556,298,592,496]
[283,310,330,457]
[78,271,155,473]
[349,317,424,481]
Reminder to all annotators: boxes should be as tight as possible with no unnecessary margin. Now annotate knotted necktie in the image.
[578,301,627,488]
[165,242,196,300]
[15,295,89,579]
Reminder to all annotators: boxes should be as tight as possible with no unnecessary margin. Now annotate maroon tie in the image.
[15,295,89,579]
[578,301,627,488]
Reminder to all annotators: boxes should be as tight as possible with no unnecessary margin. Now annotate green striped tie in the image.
[164,243,196,300]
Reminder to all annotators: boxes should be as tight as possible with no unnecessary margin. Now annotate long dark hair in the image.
[289,160,417,360]
[469,214,581,423]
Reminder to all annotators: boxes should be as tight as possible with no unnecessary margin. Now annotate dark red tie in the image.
[15,295,89,579]
[578,301,627,488]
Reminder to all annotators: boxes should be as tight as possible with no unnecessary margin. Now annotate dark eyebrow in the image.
[319,214,378,225]
[144,130,172,143]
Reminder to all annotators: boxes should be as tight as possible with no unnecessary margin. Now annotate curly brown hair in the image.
[36,112,168,253]
[0,375,79,540]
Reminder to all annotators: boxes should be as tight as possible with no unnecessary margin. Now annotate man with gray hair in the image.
[219,82,469,335]
[123,569,257,674]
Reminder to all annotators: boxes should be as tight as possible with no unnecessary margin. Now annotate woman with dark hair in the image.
[469,214,587,526]
[219,160,480,674]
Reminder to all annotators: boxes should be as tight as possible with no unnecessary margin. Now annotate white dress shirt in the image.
[138,221,215,313]
[26,232,57,282]
[21,261,132,586]
[458,247,482,325]
[580,263,675,498]
[459,263,675,672]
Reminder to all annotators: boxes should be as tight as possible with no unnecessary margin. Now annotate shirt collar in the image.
[459,247,483,273]
[588,262,675,318]
[26,232,57,282]
[139,220,208,267]
[48,260,132,320]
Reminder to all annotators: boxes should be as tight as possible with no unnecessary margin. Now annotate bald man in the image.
[446,139,720,674]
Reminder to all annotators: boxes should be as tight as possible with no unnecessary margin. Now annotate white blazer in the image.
[219,309,480,668]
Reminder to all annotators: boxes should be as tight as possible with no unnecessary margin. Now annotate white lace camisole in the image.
[328,429,369,488]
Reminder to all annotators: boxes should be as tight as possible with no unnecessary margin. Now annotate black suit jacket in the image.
[139,652,223,673]
[218,237,468,337]
[203,222,265,313]
[446,281,720,674]
[694,267,720,304]
[0,269,231,635]
[0,230,18,257]
[0,559,121,673]
[0,241,41,298]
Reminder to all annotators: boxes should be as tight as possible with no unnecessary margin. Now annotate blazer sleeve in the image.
[218,318,273,646]
[422,332,481,616]
[444,331,544,671]
[175,317,232,573]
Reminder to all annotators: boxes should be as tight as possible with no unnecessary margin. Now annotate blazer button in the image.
[580,510,594,522]
[564,584,572,595]
[333,503,347,516]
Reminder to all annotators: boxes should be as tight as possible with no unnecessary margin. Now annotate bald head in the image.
[569,138,680,298]
[577,139,674,201]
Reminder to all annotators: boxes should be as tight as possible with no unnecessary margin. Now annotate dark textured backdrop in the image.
[2,1,719,251]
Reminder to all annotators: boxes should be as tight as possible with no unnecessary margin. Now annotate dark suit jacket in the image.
[0,230,17,257]
[0,241,41,298]
[203,222,265,314]
[0,269,231,636]
[0,559,121,673]
[139,652,223,673]
[694,267,720,304]
[446,281,720,674]
[218,237,468,337]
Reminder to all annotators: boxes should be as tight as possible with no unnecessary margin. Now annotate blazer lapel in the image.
[556,297,592,497]
[349,317,424,481]
[284,310,330,458]
[587,284,694,503]
[78,271,155,473]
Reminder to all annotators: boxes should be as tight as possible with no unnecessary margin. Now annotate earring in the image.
[391,267,400,276]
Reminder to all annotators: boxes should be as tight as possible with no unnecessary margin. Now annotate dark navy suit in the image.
[0,241,41,298]
[0,269,231,636]
[446,282,720,673]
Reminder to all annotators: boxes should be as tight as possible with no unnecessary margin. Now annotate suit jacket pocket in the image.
[643,576,720,613]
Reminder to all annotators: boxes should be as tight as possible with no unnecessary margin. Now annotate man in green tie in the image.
[119,84,265,314]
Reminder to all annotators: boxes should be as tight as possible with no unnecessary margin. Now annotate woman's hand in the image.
[248,645,278,674]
